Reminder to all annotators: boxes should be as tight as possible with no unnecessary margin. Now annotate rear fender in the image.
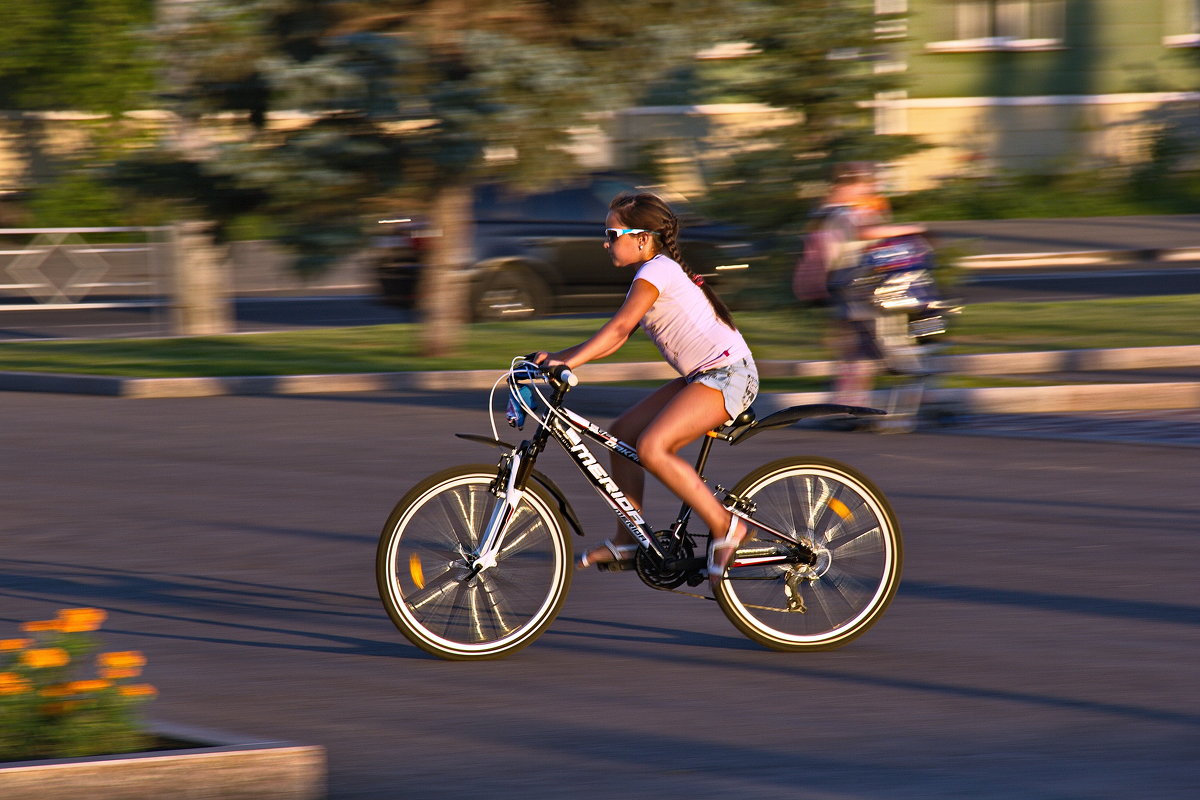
[729,403,885,445]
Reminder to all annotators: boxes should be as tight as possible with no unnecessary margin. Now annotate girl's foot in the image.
[577,539,639,571]
[707,514,750,588]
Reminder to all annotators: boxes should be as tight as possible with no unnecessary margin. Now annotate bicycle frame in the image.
[470,363,820,574]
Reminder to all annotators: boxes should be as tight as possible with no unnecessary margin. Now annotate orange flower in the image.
[117,683,157,698]
[56,608,107,633]
[98,651,146,670]
[100,666,142,680]
[21,619,60,633]
[70,679,111,693]
[0,672,32,695]
[0,638,33,651]
[41,679,111,697]
[20,647,69,669]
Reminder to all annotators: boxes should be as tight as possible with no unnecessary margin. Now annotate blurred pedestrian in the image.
[799,162,923,408]
[533,191,758,587]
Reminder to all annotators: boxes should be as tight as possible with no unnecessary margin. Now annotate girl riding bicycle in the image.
[533,191,758,586]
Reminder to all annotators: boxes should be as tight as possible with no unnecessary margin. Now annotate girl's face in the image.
[604,211,652,269]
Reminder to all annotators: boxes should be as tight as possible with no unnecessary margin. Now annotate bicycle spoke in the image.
[377,466,571,659]
[715,458,902,651]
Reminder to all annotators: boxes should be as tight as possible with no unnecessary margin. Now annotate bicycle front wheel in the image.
[376,464,572,660]
[715,457,902,652]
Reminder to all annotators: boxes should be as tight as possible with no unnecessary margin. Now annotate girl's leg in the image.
[577,378,687,567]
[634,382,748,582]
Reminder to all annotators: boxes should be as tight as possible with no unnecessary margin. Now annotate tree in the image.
[0,0,156,191]
[143,0,737,355]
[137,1,915,351]
[699,0,922,239]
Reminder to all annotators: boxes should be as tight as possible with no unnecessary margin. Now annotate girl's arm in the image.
[540,279,658,369]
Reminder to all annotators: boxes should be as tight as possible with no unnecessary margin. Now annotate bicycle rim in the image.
[376,465,571,660]
[716,457,902,651]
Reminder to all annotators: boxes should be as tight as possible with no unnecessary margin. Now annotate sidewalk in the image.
[924,214,1200,268]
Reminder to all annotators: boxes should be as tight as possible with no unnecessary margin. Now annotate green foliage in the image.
[124,1,751,269]
[700,0,924,240]
[891,169,1200,221]
[1,609,155,763]
[24,169,130,229]
[0,0,156,113]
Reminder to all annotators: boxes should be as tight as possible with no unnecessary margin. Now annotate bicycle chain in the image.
[659,584,799,614]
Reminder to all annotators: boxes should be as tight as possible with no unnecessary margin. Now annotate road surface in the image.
[2,392,1196,799]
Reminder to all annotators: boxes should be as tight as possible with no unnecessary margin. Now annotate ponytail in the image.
[610,191,738,331]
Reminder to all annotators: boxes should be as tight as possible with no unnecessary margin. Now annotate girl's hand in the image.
[530,351,567,370]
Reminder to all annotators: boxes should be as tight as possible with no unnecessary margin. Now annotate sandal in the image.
[707,514,749,587]
[577,540,639,571]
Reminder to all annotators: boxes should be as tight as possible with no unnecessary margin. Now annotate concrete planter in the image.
[0,723,326,800]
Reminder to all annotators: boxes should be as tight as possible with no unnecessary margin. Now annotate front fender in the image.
[455,433,585,537]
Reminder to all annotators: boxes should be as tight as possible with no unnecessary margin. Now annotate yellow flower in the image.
[117,683,157,698]
[20,647,69,669]
[98,651,146,670]
[21,619,60,633]
[39,683,74,698]
[56,608,107,634]
[0,638,33,651]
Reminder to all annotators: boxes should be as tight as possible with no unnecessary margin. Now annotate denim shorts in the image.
[688,357,759,423]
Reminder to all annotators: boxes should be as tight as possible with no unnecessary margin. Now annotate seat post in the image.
[693,429,718,478]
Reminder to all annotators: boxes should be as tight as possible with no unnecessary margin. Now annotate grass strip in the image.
[0,295,1196,379]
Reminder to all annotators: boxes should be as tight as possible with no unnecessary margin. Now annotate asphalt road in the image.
[2,392,1197,799]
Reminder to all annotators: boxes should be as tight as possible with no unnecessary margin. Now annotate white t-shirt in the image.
[631,254,752,378]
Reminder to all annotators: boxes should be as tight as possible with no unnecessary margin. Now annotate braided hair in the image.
[609,191,737,330]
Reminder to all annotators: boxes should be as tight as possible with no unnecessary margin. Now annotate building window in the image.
[926,1,1065,52]
[1164,0,1200,47]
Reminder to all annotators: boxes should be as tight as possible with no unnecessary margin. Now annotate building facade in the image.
[882,0,1200,188]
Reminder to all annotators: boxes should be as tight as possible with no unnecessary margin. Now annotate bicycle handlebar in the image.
[517,355,578,388]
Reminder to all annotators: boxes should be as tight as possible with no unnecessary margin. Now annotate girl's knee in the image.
[636,434,675,470]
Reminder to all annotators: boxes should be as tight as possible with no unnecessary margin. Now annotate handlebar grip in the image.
[554,365,578,387]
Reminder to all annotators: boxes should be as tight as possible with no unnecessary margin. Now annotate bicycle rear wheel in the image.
[714,457,902,651]
[376,464,572,660]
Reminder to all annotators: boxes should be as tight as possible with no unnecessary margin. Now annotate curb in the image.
[4,345,1198,414]
[3,345,1198,398]
[567,382,1200,417]
[0,722,325,800]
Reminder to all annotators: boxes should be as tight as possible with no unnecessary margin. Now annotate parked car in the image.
[372,173,757,320]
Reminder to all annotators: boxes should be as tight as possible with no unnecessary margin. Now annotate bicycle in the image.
[376,357,903,660]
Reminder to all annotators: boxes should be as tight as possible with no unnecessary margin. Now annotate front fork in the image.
[468,450,523,575]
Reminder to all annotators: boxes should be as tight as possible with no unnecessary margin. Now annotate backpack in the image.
[793,204,858,302]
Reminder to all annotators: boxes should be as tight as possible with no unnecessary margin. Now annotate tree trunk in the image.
[418,182,473,357]
[168,220,233,336]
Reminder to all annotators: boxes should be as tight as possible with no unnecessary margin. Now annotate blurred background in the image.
[0,0,1197,351]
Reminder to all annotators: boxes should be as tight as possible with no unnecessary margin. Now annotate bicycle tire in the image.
[376,464,572,660]
[714,457,902,651]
